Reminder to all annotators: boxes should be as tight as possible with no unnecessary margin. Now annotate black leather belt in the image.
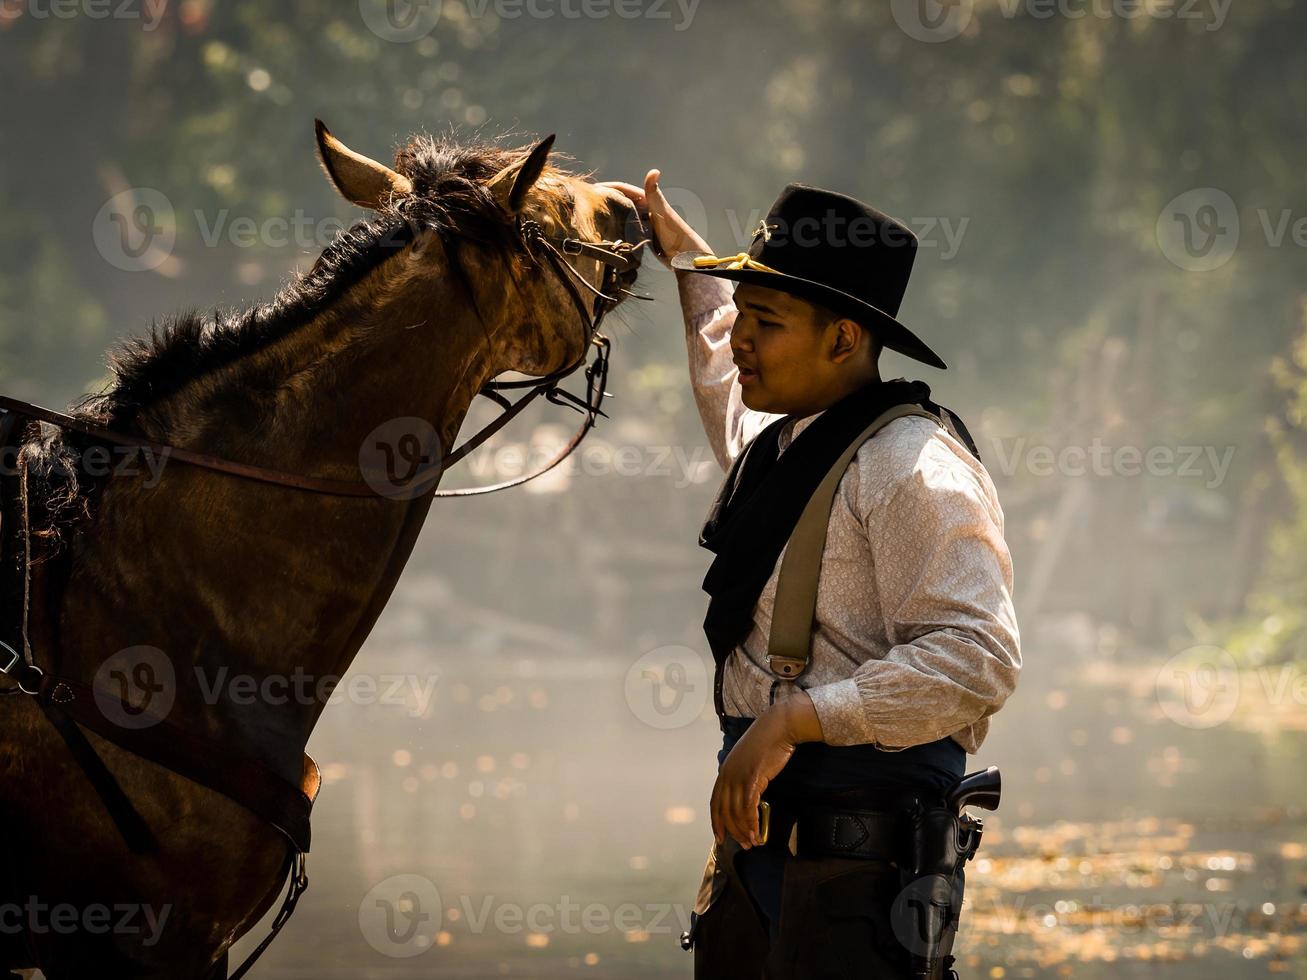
[793,804,903,862]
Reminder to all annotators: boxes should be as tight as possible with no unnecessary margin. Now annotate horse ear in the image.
[486,134,556,216]
[315,119,413,210]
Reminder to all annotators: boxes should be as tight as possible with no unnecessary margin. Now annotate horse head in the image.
[315,120,644,384]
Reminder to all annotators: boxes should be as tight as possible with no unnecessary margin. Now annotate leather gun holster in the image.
[891,800,985,979]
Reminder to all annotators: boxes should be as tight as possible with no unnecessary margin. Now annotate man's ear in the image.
[315,119,413,210]
[828,316,865,362]
[486,134,556,216]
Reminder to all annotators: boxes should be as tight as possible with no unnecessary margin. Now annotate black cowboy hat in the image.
[671,183,946,369]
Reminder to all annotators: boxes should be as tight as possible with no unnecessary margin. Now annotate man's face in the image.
[730,282,850,415]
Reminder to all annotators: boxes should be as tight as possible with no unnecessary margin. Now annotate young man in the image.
[605,173,1021,978]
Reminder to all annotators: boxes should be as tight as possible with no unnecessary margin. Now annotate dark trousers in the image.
[691,832,953,979]
[691,717,965,978]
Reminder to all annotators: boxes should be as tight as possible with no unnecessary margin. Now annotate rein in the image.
[0,214,647,499]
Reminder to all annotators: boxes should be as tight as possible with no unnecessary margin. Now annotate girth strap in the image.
[33,674,320,853]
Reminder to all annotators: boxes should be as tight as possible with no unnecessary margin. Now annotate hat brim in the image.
[671,251,947,370]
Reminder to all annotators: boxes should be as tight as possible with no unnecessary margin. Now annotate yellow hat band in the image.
[691,252,782,274]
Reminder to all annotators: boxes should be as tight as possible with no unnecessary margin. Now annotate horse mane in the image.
[18,131,578,549]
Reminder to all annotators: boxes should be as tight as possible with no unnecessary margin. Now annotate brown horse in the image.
[0,120,642,978]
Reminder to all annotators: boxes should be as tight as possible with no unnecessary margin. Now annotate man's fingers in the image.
[731,784,759,847]
[725,783,751,849]
[598,180,646,206]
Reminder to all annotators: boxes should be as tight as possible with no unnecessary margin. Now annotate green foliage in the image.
[1221,307,1307,665]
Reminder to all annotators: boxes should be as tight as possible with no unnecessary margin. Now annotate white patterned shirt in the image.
[678,271,1021,754]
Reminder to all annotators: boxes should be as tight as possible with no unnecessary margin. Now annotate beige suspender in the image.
[765,404,942,681]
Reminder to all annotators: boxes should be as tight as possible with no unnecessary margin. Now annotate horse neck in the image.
[58,247,514,752]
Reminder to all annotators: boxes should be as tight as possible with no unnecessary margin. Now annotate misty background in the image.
[2,0,1305,975]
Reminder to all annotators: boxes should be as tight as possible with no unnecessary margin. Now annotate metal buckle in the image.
[1,640,20,676]
[17,665,43,696]
[1,641,43,695]
[767,655,807,678]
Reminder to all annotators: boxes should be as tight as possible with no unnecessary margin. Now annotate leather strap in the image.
[793,803,903,862]
[766,404,941,680]
[36,675,320,853]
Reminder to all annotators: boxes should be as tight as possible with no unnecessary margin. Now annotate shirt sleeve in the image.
[676,270,786,472]
[804,438,1022,750]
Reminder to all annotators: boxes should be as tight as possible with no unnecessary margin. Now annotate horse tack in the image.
[0,217,647,501]
[0,214,646,977]
[0,435,316,979]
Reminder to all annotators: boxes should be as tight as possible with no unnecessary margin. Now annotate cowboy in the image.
[606,172,1022,978]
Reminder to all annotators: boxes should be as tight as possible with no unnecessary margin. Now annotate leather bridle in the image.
[0,213,649,500]
[434,215,649,496]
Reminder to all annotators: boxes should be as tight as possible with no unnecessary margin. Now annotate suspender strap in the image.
[765,404,941,681]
